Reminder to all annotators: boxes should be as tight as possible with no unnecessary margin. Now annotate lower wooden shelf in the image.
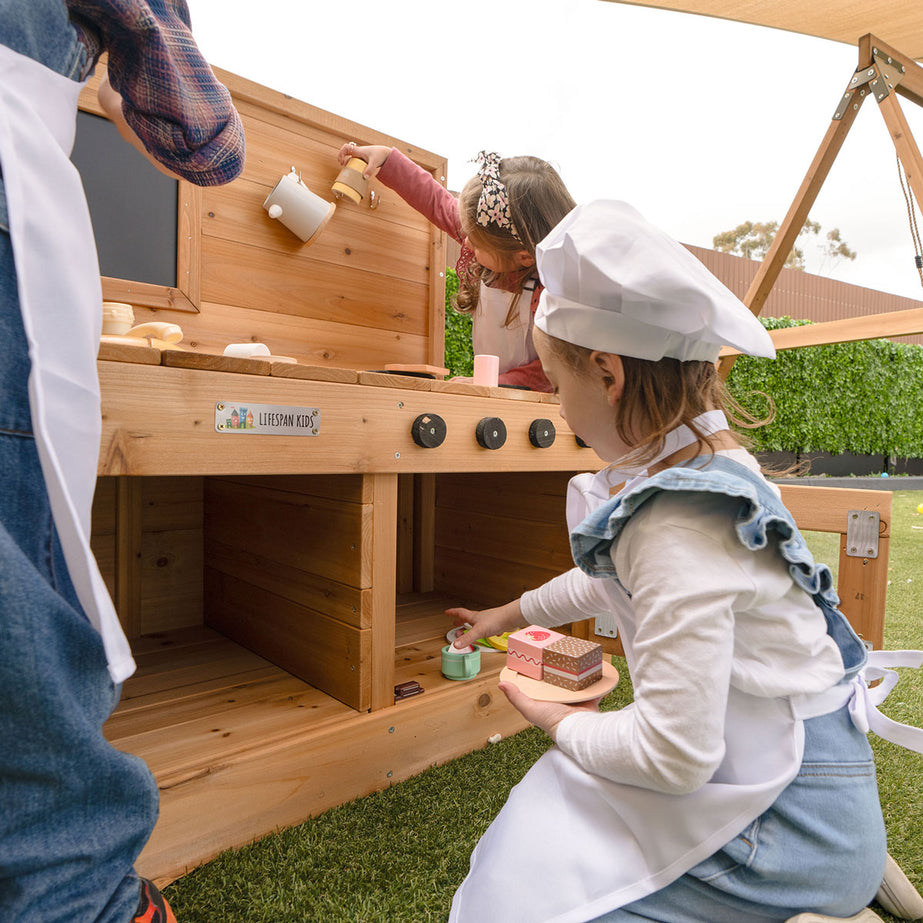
[104,593,528,885]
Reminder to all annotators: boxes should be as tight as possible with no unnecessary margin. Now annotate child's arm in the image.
[338,143,465,244]
[447,567,611,649]
[446,600,523,649]
[336,143,391,176]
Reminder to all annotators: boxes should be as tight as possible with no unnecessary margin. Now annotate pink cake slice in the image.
[506,626,566,680]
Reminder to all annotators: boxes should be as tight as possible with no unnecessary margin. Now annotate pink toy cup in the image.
[473,354,500,387]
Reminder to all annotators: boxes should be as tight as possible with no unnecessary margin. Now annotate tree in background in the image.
[713,219,857,273]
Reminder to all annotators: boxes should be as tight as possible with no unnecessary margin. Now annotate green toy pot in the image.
[441,644,481,681]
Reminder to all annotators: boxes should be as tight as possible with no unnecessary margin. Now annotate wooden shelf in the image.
[104,594,527,884]
[105,626,356,786]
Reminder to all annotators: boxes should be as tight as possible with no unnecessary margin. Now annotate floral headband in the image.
[473,151,520,242]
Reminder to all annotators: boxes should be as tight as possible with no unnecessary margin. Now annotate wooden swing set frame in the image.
[717,33,923,366]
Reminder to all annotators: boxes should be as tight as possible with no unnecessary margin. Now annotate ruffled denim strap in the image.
[570,454,866,674]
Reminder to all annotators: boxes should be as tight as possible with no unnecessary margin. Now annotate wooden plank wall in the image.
[79,64,448,370]
[91,476,204,639]
[432,471,576,607]
[202,475,381,711]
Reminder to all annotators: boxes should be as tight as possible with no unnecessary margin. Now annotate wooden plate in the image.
[500,660,619,703]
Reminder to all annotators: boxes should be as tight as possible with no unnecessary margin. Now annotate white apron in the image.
[472,280,535,374]
[0,44,135,683]
[450,415,923,923]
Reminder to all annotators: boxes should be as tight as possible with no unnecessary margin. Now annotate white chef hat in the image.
[534,200,775,363]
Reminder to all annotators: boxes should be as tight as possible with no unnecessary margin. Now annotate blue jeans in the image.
[590,705,886,922]
[0,3,159,921]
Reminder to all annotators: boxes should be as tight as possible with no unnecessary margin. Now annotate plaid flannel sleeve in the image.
[67,0,245,185]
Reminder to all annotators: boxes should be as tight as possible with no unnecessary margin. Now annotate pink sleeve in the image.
[376,148,465,244]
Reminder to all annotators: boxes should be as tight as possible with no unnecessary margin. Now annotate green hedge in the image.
[444,268,473,377]
[443,270,923,458]
[728,317,923,457]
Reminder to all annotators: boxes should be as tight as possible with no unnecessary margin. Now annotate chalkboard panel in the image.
[71,110,178,287]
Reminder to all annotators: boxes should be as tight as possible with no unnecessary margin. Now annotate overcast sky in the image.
[184,0,923,301]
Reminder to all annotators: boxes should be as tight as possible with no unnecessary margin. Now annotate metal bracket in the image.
[593,612,619,639]
[833,84,869,120]
[833,50,905,119]
[869,51,905,103]
[845,510,880,558]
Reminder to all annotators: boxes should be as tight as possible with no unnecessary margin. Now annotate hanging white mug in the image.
[263,168,336,245]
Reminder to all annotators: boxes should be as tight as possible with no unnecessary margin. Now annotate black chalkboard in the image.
[71,110,178,287]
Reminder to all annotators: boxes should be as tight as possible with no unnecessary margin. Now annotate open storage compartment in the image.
[96,466,579,883]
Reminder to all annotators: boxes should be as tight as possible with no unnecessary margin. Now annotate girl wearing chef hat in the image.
[337,142,575,391]
[448,200,923,923]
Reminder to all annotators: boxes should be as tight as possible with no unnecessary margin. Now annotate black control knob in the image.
[475,416,507,450]
[528,418,556,448]
[411,413,446,448]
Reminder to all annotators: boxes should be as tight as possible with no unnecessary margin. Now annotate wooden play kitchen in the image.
[80,41,908,885]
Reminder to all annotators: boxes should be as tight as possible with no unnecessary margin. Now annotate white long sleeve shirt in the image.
[521,457,845,795]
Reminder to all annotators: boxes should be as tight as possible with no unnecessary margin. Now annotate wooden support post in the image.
[369,473,398,711]
[877,93,923,212]
[718,89,867,379]
[115,476,144,639]
[396,473,415,594]
[858,34,923,109]
[838,533,889,652]
[718,31,923,380]
[719,306,923,356]
[413,473,436,593]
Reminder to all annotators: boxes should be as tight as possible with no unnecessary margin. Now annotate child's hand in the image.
[499,680,604,741]
[446,601,522,650]
[337,142,391,177]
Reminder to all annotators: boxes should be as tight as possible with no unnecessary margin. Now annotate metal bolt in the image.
[395,452,401,459]
[389,726,395,734]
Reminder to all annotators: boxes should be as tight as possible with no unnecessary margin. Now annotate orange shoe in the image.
[132,878,177,923]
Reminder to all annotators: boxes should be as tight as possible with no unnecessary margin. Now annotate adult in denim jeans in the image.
[0,2,243,920]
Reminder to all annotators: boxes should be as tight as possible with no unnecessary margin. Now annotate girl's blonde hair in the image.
[544,334,771,467]
[455,156,575,321]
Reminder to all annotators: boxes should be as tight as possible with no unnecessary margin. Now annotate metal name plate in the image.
[215,401,320,436]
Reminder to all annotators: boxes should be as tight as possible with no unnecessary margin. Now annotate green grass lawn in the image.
[165,491,923,923]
